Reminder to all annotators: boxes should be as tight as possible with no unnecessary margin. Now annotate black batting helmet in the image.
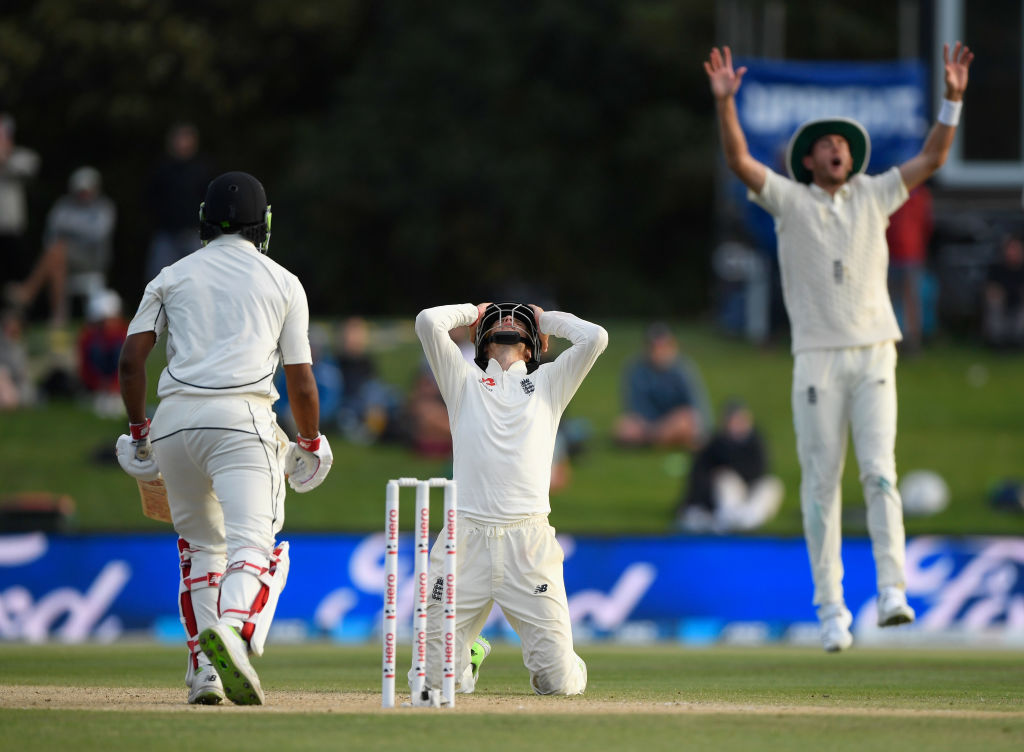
[474,302,541,373]
[199,171,272,252]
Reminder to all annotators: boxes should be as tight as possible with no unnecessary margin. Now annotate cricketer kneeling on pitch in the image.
[410,302,606,697]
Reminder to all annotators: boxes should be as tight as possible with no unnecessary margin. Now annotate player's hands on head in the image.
[470,302,492,342]
[115,420,160,480]
[704,46,747,100]
[285,433,333,493]
[528,304,550,353]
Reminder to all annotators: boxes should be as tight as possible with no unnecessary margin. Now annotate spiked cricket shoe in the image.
[819,603,853,653]
[877,586,915,627]
[187,662,225,705]
[199,624,264,705]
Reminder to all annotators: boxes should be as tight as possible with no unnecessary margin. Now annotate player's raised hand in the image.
[704,46,747,101]
[943,41,974,100]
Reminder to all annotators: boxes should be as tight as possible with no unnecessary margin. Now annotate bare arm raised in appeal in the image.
[704,45,767,194]
[899,41,974,191]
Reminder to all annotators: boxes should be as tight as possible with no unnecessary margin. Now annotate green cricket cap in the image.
[786,117,870,184]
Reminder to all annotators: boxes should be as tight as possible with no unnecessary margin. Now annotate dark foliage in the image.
[0,1,902,316]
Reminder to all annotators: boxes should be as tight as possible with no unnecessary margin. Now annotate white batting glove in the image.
[285,433,333,493]
[115,420,160,481]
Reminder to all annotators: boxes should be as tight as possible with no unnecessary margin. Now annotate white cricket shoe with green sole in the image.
[199,624,264,705]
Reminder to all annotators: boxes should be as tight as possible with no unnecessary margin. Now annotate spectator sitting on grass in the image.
[675,399,783,534]
[613,322,711,450]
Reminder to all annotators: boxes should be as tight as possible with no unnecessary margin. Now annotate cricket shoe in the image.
[199,624,264,705]
[818,603,853,653]
[187,661,225,705]
[470,635,491,681]
[877,586,915,627]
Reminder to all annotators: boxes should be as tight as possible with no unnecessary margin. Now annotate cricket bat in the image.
[138,476,172,523]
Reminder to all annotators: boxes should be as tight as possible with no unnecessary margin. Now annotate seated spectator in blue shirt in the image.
[613,322,711,450]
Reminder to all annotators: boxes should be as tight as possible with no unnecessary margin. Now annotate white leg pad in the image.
[177,538,224,683]
[220,541,290,657]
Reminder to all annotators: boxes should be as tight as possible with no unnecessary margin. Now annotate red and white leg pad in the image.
[177,538,224,685]
[219,541,290,657]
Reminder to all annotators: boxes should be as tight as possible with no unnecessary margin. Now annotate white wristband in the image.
[938,98,962,126]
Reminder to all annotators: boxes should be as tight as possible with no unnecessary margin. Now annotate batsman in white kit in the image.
[705,42,974,651]
[413,302,607,697]
[115,171,334,705]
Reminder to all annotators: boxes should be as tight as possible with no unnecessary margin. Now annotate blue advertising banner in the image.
[730,59,928,252]
[2,532,1022,646]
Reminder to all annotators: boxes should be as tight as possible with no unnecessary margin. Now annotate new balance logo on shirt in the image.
[533,584,548,594]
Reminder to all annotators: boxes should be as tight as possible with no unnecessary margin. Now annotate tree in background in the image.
[0,0,903,317]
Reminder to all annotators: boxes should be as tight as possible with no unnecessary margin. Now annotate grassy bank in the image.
[1,319,1022,536]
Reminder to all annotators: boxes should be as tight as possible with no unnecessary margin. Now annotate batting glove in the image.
[285,433,333,493]
[115,420,160,481]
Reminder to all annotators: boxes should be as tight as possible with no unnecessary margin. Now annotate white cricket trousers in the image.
[416,515,587,696]
[152,394,289,635]
[791,342,907,612]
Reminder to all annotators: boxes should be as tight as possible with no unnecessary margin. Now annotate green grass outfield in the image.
[1,643,1022,751]
[3,319,1024,536]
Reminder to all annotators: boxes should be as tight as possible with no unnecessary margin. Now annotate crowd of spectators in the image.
[0,112,126,416]
[0,106,1020,526]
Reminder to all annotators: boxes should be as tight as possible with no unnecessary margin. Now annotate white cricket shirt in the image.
[127,234,312,400]
[416,304,608,523]
[749,167,908,353]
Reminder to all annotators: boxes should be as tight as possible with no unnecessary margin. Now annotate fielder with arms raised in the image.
[705,42,973,652]
[414,302,607,699]
[116,171,333,705]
